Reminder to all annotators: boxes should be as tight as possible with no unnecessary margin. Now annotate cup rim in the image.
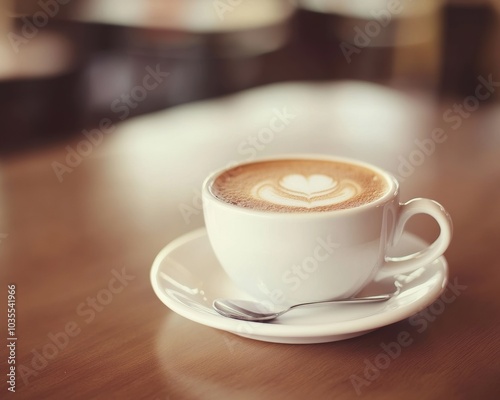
[202,154,399,218]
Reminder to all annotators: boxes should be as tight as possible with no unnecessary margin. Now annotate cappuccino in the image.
[210,159,389,212]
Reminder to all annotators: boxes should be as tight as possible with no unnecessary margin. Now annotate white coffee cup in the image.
[202,155,452,305]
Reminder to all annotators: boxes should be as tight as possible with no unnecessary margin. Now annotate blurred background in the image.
[0,0,499,155]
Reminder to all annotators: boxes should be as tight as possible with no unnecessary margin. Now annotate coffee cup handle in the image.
[377,198,453,279]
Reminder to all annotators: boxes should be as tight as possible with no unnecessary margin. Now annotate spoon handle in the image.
[289,294,391,310]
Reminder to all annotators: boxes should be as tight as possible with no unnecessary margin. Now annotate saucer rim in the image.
[150,228,448,339]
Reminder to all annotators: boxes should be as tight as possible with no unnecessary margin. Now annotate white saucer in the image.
[150,228,448,344]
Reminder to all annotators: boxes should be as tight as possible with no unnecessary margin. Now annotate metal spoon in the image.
[212,294,393,322]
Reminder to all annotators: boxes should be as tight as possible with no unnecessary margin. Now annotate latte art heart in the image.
[251,174,362,209]
[279,174,337,198]
[210,159,388,212]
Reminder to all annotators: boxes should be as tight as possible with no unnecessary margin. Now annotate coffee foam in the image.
[211,159,389,212]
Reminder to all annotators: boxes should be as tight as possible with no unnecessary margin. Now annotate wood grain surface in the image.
[1,82,499,400]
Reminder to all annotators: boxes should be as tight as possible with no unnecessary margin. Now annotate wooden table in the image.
[1,82,499,399]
